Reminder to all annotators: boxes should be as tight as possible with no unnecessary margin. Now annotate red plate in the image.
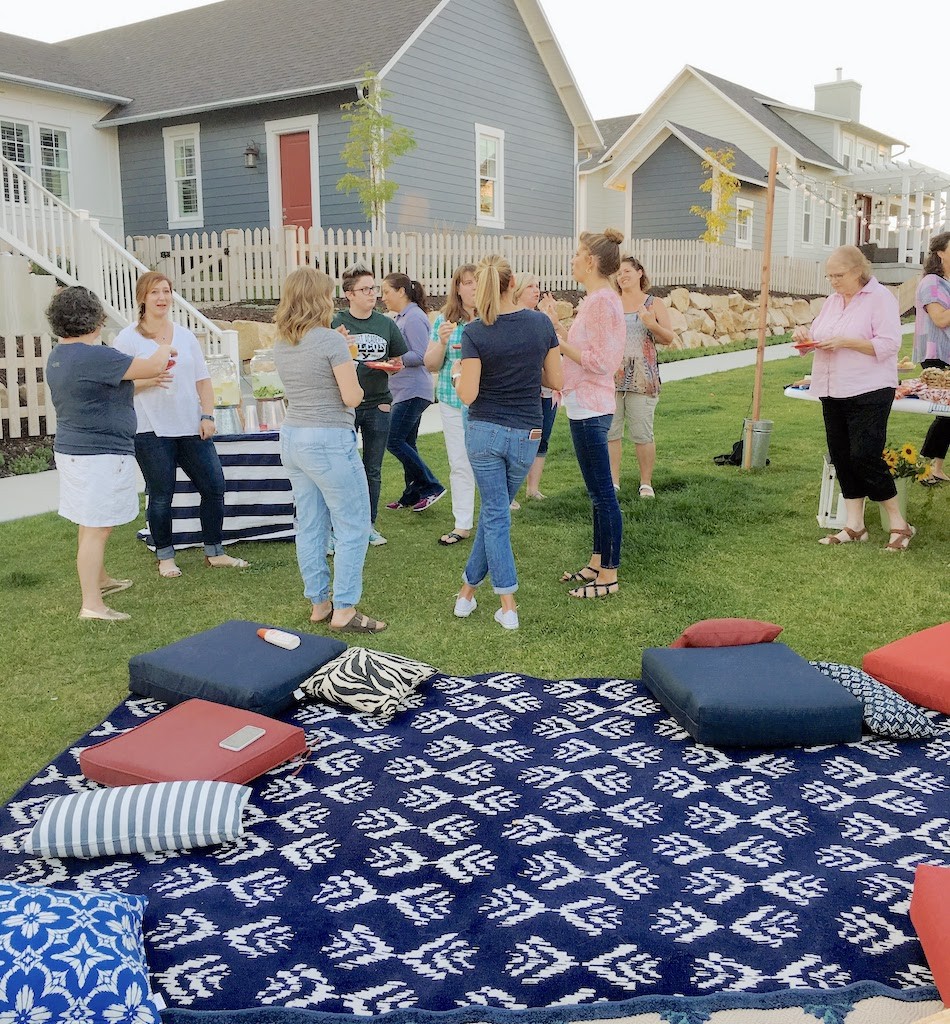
[364,360,400,371]
[793,341,816,352]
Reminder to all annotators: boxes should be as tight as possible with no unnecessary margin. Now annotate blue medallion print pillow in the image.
[810,660,938,739]
[0,880,162,1022]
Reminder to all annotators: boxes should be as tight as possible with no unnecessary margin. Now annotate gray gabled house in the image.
[579,65,950,272]
[2,0,601,240]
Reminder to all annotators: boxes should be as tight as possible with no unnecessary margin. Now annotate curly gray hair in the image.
[46,286,106,339]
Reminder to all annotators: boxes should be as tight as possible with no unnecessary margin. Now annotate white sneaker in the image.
[368,528,387,546]
[494,607,519,630]
[454,594,477,618]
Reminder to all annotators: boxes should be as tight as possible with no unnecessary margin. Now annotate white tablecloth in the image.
[784,385,950,416]
[137,431,295,550]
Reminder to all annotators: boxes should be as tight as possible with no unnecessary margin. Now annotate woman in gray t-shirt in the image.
[273,268,387,633]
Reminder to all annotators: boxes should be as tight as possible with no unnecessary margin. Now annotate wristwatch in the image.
[200,414,215,422]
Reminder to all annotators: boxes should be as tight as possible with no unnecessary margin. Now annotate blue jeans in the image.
[280,425,370,608]
[538,396,558,457]
[569,415,622,570]
[134,432,226,560]
[356,404,390,523]
[463,420,539,594]
[387,397,443,506]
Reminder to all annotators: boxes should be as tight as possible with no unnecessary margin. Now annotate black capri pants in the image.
[920,359,950,461]
[820,387,897,501]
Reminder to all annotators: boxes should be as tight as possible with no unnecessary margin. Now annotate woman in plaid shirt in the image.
[424,264,478,546]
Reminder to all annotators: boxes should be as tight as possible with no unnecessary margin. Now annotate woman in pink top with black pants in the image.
[792,245,913,550]
[541,229,626,596]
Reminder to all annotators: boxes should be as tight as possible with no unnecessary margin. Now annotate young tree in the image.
[336,68,417,235]
[689,148,750,244]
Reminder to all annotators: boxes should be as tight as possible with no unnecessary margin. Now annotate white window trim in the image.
[264,114,321,233]
[37,123,71,205]
[475,123,504,229]
[802,193,814,246]
[735,198,753,249]
[163,123,204,230]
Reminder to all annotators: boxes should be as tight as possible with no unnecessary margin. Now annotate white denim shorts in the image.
[608,391,659,444]
[55,452,140,527]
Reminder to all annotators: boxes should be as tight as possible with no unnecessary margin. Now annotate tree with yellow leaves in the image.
[690,148,750,244]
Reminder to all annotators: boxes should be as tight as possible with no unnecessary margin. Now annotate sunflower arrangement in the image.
[882,442,932,481]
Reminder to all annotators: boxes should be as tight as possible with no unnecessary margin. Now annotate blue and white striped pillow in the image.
[24,780,251,859]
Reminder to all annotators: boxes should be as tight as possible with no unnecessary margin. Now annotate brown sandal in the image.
[818,527,868,545]
[561,564,598,583]
[330,611,387,633]
[884,525,916,552]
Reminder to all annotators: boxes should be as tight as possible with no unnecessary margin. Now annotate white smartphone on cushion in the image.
[219,725,266,751]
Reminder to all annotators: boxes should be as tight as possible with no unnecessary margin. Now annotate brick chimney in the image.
[814,67,861,123]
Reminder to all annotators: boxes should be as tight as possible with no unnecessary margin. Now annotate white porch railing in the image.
[0,154,238,365]
[128,226,830,303]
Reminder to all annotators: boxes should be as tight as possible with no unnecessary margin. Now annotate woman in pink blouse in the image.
[792,245,912,550]
[541,229,626,596]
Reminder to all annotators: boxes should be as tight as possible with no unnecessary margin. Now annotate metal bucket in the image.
[742,418,773,469]
[213,405,244,436]
[256,398,286,431]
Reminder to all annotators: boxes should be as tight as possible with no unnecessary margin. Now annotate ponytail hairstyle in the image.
[274,267,335,344]
[924,232,950,278]
[441,263,477,324]
[135,271,174,339]
[619,256,651,292]
[384,272,428,313]
[580,227,624,277]
[474,254,514,327]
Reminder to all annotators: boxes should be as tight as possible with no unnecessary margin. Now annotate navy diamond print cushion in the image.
[810,661,938,739]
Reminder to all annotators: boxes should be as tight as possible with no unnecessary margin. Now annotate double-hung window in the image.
[39,128,70,205]
[1,119,71,205]
[802,193,813,244]
[475,124,504,229]
[1,119,33,203]
[735,198,753,249]
[163,123,203,229]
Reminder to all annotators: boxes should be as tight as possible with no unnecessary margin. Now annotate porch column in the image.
[912,189,925,265]
[897,172,910,262]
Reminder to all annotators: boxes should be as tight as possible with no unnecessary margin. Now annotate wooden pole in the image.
[743,146,778,470]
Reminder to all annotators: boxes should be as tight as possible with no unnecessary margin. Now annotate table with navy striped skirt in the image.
[137,431,295,550]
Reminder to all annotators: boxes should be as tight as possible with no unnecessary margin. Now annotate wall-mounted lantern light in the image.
[244,142,260,169]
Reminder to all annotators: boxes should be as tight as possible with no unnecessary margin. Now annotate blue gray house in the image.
[578,65,950,270]
[2,0,600,239]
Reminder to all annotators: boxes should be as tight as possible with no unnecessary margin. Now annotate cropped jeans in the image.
[569,414,623,570]
[134,432,226,560]
[387,397,443,506]
[280,425,370,609]
[463,419,539,595]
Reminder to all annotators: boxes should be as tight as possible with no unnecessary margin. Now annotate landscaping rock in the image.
[669,288,691,312]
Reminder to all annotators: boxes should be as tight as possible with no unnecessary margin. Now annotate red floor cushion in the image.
[910,863,950,1002]
[862,622,950,714]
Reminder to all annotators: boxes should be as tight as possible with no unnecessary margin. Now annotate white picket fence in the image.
[0,334,56,439]
[127,227,829,304]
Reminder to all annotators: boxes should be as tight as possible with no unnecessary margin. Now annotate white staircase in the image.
[0,154,238,363]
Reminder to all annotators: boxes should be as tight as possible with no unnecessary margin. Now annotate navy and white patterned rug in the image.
[0,672,945,1017]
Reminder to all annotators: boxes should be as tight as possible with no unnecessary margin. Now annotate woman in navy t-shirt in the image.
[452,255,563,630]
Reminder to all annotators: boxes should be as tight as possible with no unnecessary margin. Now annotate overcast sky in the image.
[7,0,948,173]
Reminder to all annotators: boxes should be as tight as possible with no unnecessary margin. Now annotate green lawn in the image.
[1,355,947,803]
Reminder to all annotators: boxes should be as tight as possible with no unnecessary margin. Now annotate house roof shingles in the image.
[578,113,638,171]
[668,122,785,187]
[689,66,846,171]
[61,0,443,123]
[0,31,128,101]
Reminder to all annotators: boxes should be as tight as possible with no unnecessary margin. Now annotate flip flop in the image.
[439,531,469,546]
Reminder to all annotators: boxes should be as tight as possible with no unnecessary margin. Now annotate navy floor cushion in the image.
[641,642,864,748]
[129,620,346,717]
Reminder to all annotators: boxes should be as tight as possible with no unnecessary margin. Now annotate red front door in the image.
[279,132,312,229]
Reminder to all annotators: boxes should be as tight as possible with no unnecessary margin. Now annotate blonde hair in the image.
[474,254,513,327]
[513,273,540,306]
[829,245,873,286]
[580,228,624,277]
[274,267,335,344]
[135,272,174,339]
[441,263,477,324]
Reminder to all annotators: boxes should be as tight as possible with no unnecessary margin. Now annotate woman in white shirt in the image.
[114,272,248,577]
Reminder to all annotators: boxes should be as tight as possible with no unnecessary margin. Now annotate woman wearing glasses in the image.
[332,265,406,546]
[792,245,910,550]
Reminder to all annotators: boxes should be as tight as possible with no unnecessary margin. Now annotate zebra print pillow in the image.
[300,647,436,715]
